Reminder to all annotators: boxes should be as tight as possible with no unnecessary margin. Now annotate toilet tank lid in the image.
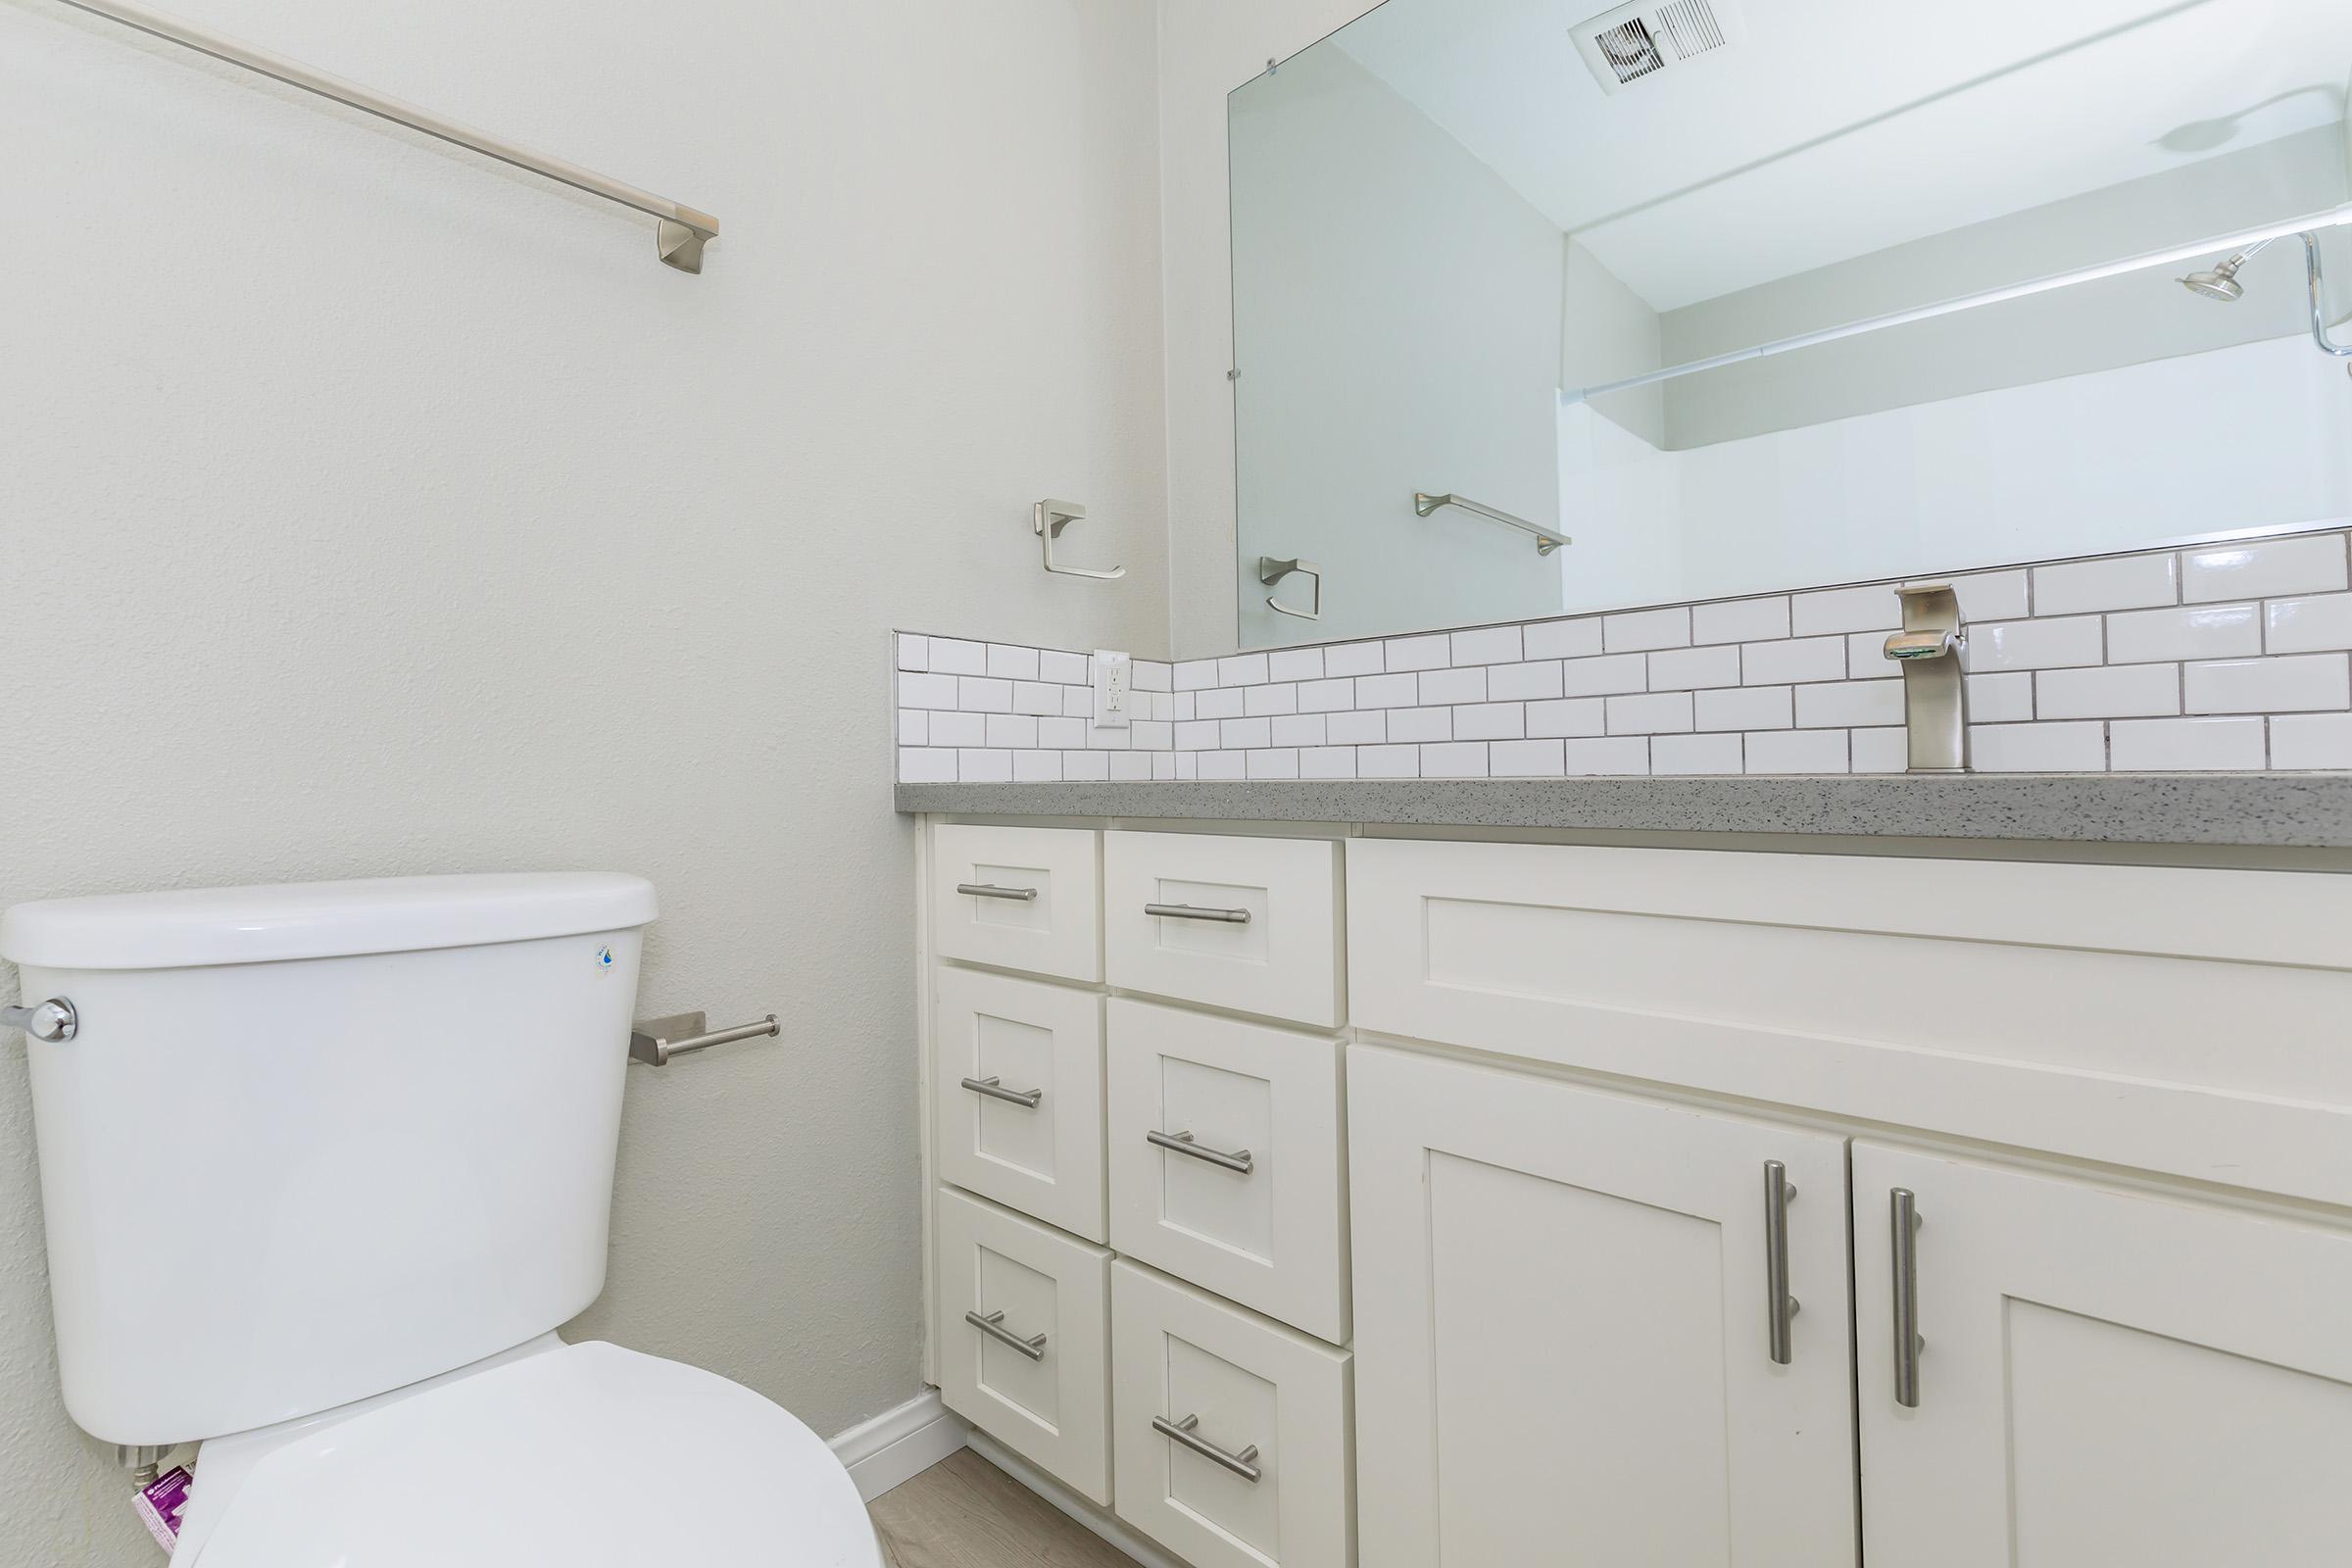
[0,873,658,970]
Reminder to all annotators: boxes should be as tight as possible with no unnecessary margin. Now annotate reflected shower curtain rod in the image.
[52,0,720,272]
[1566,203,2352,403]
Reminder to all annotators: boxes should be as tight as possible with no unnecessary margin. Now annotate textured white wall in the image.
[0,1,1164,1560]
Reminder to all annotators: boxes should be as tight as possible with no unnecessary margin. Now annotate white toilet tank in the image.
[0,872,659,1446]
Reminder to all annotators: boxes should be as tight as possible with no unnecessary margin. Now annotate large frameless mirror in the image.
[1229,0,2352,647]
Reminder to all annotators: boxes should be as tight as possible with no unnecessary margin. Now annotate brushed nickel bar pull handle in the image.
[1149,1129,1253,1174]
[964,1308,1047,1361]
[957,882,1039,902]
[629,1011,779,1066]
[1144,902,1250,924]
[1,999,77,1043]
[55,0,720,272]
[1152,1413,1261,1483]
[960,1075,1044,1109]
[1891,1188,1925,1407]
[1764,1159,1800,1366]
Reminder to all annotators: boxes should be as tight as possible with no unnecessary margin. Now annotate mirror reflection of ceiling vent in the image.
[1572,0,1745,94]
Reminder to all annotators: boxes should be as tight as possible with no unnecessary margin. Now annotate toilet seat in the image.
[174,1339,884,1567]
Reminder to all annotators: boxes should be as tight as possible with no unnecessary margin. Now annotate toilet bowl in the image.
[170,1336,885,1567]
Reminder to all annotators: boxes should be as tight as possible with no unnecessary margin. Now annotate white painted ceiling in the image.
[1325,0,2352,310]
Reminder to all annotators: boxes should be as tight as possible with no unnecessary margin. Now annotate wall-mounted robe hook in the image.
[1034,500,1126,580]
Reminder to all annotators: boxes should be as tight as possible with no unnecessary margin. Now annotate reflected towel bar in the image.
[1415,492,1571,557]
[53,0,720,272]
[1567,204,2352,402]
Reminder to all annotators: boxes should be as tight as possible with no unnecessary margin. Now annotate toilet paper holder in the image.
[629,1010,780,1066]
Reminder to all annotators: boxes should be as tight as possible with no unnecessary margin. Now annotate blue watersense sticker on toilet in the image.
[596,945,613,969]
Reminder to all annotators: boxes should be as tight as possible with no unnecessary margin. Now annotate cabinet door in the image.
[1853,1143,2352,1567]
[1350,1046,1856,1568]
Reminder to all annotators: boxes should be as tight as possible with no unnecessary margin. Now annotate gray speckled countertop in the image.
[895,774,2352,849]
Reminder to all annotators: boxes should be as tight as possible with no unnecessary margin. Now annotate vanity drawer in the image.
[932,824,1101,982]
[1103,832,1342,1026]
[1110,1261,1353,1568]
[1107,999,1348,1343]
[933,967,1105,1242]
[936,1187,1113,1505]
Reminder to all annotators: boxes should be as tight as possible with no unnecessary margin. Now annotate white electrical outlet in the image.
[1092,649,1132,728]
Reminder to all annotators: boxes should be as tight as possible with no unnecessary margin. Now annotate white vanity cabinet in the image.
[1348,1046,1857,1568]
[1851,1144,2352,1567]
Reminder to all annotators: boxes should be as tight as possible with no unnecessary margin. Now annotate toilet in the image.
[0,873,884,1567]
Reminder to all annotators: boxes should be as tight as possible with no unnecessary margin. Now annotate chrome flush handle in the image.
[2,999,77,1043]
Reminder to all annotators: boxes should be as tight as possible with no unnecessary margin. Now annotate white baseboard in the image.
[829,1388,970,1502]
[965,1430,1190,1568]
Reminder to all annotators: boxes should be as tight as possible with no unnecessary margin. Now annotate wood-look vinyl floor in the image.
[868,1448,1143,1568]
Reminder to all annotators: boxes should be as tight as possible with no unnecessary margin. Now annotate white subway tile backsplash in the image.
[2032,554,2178,615]
[1418,665,1487,706]
[2271,713,2352,769]
[985,713,1037,749]
[1217,653,1268,686]
[1696,684,1791,731]
[1741,637,1847,686]
[1526,697,1606,738]
[1604,606,1690,653]
[1791,584,1899,637]
[1794,678,1904,729]
[1453,703,1526,740]
[1651,733,1743,775]
[1387,706,1452,743]
[2035,662,2180,719]
[1967,671,2034,723]
[987,644,1041,680]
[1271,713,1326,747]
[1743,728,1848,773]
[1691,596,1789,646]
[2184,655,2349,714]
[1245,682,1298,716]
[1968,617,2103,672]
[1561,653,1648,696]
[2183,535,2348,603]
[2266,593,2352,654]
[895,528,2348,787]
[1450,624,1523,665]
[2109,715,2266,771]
[2106,603,2259,663]
[1384,634,1451,671]
[1563,737,1650,775]
[929,638,986,675]
[1606,691,1693,734]
[1849,727,1908,773]
[1419,742,1489,777]
[1523,616,1605,660]
[1268,647,1324,682]
[900,747,956,783]
[930,710,986,747]
[957,748,1013,783]
[1646,644,1742,691]
[1490,739,1566,776]
[1487,660,1565,701]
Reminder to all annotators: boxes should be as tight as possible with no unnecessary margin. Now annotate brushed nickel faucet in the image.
[1884,584,1970,772]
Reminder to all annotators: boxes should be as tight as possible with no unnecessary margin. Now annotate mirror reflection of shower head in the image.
[2179,237,2276,302]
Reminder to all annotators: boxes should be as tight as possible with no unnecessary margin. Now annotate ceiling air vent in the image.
[1571,0,1745,95]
